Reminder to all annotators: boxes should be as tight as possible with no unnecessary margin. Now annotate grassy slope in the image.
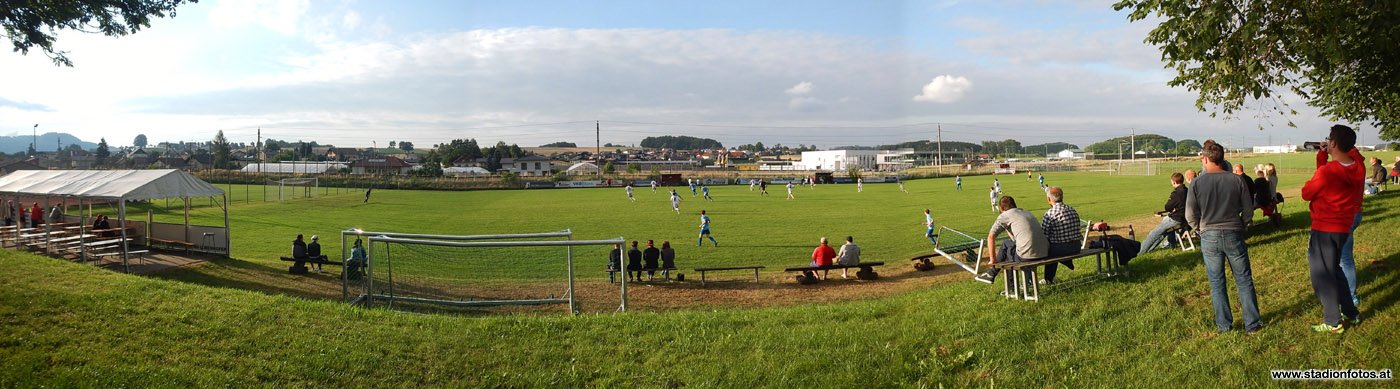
[2,152,1398,386]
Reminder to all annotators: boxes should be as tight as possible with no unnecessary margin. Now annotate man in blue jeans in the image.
[1184,140,1262,334]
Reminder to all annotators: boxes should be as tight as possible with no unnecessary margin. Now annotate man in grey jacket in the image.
[1185,139,1262,334]
[975,196,1049,284]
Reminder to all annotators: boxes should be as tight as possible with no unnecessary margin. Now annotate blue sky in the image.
[0,0,1350,150]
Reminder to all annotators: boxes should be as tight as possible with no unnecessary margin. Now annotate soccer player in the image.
[898,178,908,193]
[698,210,718,247]
[670,190,682,214]
[625,185,636,202]
[1038,174,1045,188]
[989,187,999,213]
[786,182,795,200]
[993,178,1001,194]
[956,175,962,191]
[749,179,757,191]
[702,185,713,201]
[760,180,769,196]
[650,180,658,192]
[924,208,939,245]
[689,179,698,196]
[857,178,864,192]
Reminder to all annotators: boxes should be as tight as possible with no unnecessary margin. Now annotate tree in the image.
[603,161,615,174]
[1173,139,1203,156]
[133,134,147,148]
[626,163,640,174]
[1115,1,1400,139]
[94,138,110,166]
[639,135,723,150]
[540,141,577,147]
[389,141,397,148]
[211,130,230,169]
[3,0,196,67]
[398,141,413,152]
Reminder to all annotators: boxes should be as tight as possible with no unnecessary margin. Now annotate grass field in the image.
[2,151,1398,386]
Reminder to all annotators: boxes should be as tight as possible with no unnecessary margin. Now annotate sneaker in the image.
[1038,278,1054,286]
[974,271,997,284]
[1310,323,1344,333]
[1245,325,1264,335]
[1345,314,1360,326]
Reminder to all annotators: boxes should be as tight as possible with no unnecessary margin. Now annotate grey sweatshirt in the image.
[1185,169,1252,232]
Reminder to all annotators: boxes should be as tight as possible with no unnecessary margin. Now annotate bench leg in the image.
[1026,268,1040,301]
[700,271,706,286]
[753,268,760,283]
[1002,269,1016,299]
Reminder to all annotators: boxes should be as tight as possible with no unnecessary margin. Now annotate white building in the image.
[503,155,553,177]
[799,150,879,171]
[1252,145,1298,154]
[1056,149,1087,160]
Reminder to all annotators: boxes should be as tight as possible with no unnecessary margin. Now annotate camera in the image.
[1302,141,1322,151]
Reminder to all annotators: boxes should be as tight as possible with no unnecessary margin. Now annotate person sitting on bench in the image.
[643,240,661,281]
[1140,173,1189,255]
[835,236,861,279]
[607,243,622,283]
[345,238,367,280]
[626,241,643,282]
[292,234,309,259]
[810,237,837,280]
[1040,187,1082,284]
[975,195,1049,284]
[307,235,329,272]
[660,241,676,277]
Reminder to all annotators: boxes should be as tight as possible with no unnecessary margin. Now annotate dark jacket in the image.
[626,247,642,270]
[1163,185,1187,225]
[608,248,621,271]
[307,241,325,259]
[1253,177,1273,206]
[643,246,660,269]
[292,239,308,259]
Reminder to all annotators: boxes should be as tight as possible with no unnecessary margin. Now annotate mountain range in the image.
[0,133,98,154]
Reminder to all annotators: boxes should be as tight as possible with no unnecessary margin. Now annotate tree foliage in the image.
[133,134,147,148]
[1022,142,1080,155]
[981,139,1023,157]
[1085,134,1177,156]
[211,130,230,169]
[2,0,197,66]
[539,141,577,147]
[639,135,722,150]
[1115,0,1400,139]
[879,140,982,152]
[94,138,109,166]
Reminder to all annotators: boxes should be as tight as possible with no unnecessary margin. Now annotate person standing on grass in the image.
[689,179,698,197]
[955,175,962,191]
[759,180,768,196]
[651,179,658,192]
[786,182,795,200]
[625,184,635,202]
[835,236,862,279]
[1300,125,1364,333]
[1183,169,1197,186]
[1140,172,1189,255]
[702,184,713,201]
[898,177,908,193]
[988,187,999,213]
[749,179,757,191]
[626,241,643,282]
[697,210,717,247]
[974,195,1049,284]
[810,237,837,280]
[1040,187,1082,285]
[670,189,682,214]
[643,240,660,281]
[857,178,864,192]
[29,202,42,228]
[924,208,939,245]
[363,187,372,203]
[993,178,1001,194]
[1038,174,1046,189]
[1185,139,1262,334]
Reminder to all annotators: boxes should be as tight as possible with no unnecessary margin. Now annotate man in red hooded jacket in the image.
[1299,124,1364,333]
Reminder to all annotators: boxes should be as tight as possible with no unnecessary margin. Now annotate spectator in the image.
[974,196,1049,284]
[835,236,861,279]
[1040,187,1082,284]
[292,234,308,259]
[606,243,622,283]
[1370,157,1388,189]
[346,239,367,281]
[1185,139,1261,334]
[29,202,42,229]
[810,237,837,280]
[48,203,63,224]
[660,241,676,280]
[1260,163,1279,197]
[1300,125,1364,333]
[643,240,661,281]
[1140,173,1189,255]
[1232,163,1256,199]
[1183,169,1197,186]
[626,241,643,282]
[1393,156,1400,185]
[307,235,328,272]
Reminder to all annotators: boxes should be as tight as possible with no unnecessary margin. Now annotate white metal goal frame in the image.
[338,229,626,314]
[1112,159,1157,176]
[272,177,318,201]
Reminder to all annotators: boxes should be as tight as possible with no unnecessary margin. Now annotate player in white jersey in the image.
[670,190,682,214]
[625,185,635,202]
[924,208,939,245]
[857,178,864,192]
[650,180,658,192]
[786,182,795,199]
[989,187,999,213]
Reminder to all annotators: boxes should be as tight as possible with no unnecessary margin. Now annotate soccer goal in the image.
[339,229,625,314]
[1114,159,1157,176]
[271,178,318,201]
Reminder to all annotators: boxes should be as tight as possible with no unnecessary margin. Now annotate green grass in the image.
[2,151,1398,386]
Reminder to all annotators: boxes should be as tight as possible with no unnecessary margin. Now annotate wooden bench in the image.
[279,256,345,274]
[92,250,151,265]
[693,265,765,285]
[991,247,1120,301]
[149,238,196,253]
[606,267,679,283]
[783,262,886,283]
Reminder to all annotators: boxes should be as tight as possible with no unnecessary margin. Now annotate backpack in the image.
[1089,235,1140,265]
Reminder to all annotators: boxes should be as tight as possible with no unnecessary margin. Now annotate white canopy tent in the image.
[0,169,229,271]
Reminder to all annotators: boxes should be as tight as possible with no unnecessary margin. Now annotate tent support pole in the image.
[119,200,129,273]
[221,194,230,258]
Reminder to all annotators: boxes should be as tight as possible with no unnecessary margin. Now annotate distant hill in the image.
[0,133,97,154]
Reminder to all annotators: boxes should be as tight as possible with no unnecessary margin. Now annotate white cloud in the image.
[342,10,361,30]
[785,81,814,95]
[788,96,825,111]
[913,75,972,103]
[208,0,310,35]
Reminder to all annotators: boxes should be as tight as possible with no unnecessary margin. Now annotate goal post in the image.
[274,178,318,201]
[1113,159,1157,176]
[339,229,628,314]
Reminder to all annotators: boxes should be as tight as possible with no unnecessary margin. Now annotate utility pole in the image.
[31,123,37,156]
[1130,129,1136,160]
[595,120,601,167]
[256,127,262,166]
[936,123,943,174]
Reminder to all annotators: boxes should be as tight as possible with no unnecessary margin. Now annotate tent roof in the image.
[0,169,225,200]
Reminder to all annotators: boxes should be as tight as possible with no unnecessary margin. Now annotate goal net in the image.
[1113,159,1157,176]
[275,178,318,201]
[341,230,625,315]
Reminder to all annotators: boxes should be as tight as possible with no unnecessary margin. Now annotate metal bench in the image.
[693,265,765,285]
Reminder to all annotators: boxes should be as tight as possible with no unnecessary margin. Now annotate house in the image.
[326,147,368,162]
[799,150,879,171]
[1056,149,1087,160]
[350,156,413,175]
[502,155,553,177]
[153,157,189,169]
[128,148,151,166]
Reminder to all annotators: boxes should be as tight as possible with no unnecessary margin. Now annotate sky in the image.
[0,0,1362,150]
